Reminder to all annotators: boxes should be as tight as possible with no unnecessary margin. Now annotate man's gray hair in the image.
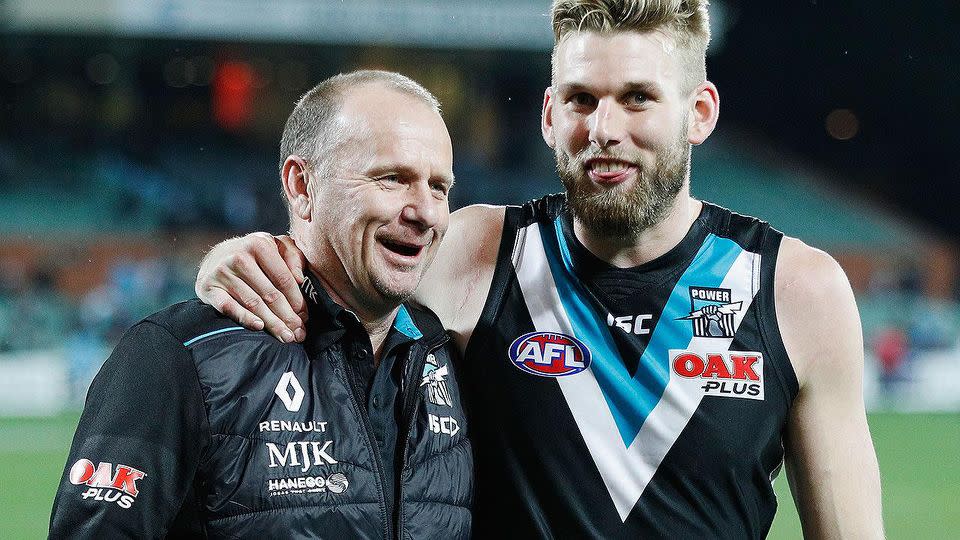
[279,70,441,172]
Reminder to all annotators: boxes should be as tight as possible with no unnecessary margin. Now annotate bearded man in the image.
[195,1,883,537]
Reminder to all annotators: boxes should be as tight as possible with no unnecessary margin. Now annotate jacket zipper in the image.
[341,350,392,540]
[395,333,451,537]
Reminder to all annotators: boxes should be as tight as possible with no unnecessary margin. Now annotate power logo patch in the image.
[421,353,454,407]
[669,350,764,400]
[678,286,742,338]
[69,459,146,509]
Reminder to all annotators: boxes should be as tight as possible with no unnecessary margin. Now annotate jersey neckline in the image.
[559,201,721,285]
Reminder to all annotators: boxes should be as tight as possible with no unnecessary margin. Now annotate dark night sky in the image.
[711,0,960,239]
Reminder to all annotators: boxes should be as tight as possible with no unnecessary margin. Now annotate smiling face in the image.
[289,83,454,312]
[543,30,698,238]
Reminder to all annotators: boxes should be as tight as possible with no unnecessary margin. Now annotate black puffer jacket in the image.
[49,285,473,538]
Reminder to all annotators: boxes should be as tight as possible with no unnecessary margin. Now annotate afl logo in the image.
[508,331,591,377]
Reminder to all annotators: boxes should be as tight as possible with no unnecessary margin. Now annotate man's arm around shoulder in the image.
[414,204,505,351]
[775,236,884,539]
[49,320,207,538]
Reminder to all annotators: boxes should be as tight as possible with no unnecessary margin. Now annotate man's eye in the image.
[570,93,596,107]
[431,182,450,197]
[627,92,648,106]
[377,174,401,186]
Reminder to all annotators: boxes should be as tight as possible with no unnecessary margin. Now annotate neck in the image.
[572,192,702,268]
[295,234,398,361]
[318,275,396,361]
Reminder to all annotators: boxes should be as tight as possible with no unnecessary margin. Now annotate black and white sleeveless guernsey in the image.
[460,194,800,539]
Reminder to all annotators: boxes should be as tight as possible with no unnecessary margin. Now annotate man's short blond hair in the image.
[550,0,711,92]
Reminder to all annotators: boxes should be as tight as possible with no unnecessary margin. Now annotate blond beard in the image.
[556,138,690,238]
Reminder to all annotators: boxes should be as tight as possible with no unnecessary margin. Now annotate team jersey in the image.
[460,194,799,538]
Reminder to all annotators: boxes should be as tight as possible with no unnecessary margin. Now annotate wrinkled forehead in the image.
[334,86,453,176]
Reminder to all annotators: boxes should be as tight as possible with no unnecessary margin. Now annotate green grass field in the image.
[2,413,956,538]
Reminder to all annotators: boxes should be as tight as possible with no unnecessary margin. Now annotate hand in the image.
[195,233,308,342]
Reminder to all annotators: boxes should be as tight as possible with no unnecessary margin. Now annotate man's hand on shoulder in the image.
[196,232,308,343]
[774,236,884,539]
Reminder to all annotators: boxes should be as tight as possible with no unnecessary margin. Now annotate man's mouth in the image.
[380,238,428,258]
[584,158,637,185]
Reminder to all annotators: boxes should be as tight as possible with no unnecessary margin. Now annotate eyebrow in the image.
[371,164,455,187]
[555,80,663,97]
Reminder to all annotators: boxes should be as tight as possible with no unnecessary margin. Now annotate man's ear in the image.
[541,87,557,149]
[281,155,313,221]
[687,81,719,146]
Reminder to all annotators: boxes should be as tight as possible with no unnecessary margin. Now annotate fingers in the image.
[274,234,308,322]
[196,233,307,343]
[276,235,306,284]
[219,268,299,343]
[225,238,305,342]
[203,286,264,332]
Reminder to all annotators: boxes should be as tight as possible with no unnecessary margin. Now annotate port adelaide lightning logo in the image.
[678,286,742,338]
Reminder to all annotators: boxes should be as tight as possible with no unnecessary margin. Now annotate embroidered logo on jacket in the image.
[268,472,349,497]
[275,371,305,412]
[69,459,146,509]
[421,353,454,407]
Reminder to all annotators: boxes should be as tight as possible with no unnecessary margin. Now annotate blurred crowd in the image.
[2,34,959,410]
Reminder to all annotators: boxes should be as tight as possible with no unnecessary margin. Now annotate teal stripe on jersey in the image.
[544,217,744,445]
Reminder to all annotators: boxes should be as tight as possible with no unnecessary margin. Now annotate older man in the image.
[49,71,472,538]
[196,1,884,538]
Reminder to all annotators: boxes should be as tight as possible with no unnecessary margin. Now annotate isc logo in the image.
[508,331,591,377]
[69,459,146,509]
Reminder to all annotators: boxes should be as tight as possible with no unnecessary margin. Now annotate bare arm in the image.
[775,236,884,538]
[414,204,505,352]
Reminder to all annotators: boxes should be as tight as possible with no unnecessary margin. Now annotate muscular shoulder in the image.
[448,204,507,245]
[416,204,506,343]
[774,236,863,388]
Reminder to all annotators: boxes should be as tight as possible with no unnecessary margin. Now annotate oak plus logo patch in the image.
[678,286,742,338]
[420,353,453,407]
[275,371,305,412]
[669,350,764,400]
[69,459,146,509]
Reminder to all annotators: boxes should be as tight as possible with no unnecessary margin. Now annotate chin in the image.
[372,275,420,305]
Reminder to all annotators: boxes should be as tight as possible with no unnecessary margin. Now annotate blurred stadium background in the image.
[2,0,958,537]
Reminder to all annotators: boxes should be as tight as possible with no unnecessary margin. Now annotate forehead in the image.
[553,30,681,90]
[335,85,453,174]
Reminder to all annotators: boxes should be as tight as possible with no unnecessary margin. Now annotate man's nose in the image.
[400,180,443,230]
[588,97,625,149]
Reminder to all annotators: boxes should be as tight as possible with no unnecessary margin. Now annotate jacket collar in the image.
[299,270,424,352]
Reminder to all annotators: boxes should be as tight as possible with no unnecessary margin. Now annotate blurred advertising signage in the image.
[2,0,554,50]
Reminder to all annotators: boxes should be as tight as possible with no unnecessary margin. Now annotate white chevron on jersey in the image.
[513,222,762,521]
